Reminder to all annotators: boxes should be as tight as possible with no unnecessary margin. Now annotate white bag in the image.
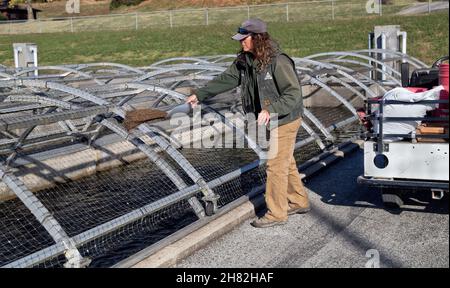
[372,85,444,142]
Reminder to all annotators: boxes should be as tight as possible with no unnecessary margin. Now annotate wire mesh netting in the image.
[0,198,55,265]
[0,50,422,267]
[36,200,197,268]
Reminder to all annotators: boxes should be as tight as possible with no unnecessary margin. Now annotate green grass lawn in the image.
[0,11,448,67]
[112,0,422,14]
[1,1,426,35]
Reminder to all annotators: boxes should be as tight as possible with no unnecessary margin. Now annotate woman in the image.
[186,19,310,228]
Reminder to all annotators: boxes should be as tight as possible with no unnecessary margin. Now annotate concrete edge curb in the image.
[118,140,363,268]
[133,196,266,268]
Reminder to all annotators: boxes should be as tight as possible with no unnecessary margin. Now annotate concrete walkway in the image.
[177,149,449,268]
[397,1,449,15]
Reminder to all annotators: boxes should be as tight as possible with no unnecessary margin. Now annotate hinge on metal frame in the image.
[373,142,389,152]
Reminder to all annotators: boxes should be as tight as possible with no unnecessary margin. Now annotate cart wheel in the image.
[205,201,215,216]
[381,189,404,209]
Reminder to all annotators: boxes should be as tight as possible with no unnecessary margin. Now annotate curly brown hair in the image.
[239,33,278,72]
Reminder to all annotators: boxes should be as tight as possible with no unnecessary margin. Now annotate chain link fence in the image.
[0,0,444,35]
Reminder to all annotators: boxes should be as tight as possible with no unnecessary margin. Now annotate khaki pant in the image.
[265,118,309,221]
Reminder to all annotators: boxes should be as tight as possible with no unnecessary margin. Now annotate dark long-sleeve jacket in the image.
[195,51,303,128]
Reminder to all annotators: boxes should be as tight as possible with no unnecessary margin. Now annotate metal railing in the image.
[366,98,449,154]
[0,0,443,35]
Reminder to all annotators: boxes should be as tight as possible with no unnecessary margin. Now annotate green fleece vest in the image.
[237,52,304,129]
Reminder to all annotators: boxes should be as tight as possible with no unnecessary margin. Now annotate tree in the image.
[9,0,35,20]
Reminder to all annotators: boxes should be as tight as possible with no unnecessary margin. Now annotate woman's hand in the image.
[258,109,271,126]
[186,94,199,108]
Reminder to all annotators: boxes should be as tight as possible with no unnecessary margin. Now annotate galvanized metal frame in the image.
[0,50,408,267]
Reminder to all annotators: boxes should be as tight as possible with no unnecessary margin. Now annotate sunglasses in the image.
[237,27,251,34]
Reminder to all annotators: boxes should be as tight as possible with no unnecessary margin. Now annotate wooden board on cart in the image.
[416,124,449,143]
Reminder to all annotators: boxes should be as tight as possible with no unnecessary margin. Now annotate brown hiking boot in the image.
[287,205,311,216]
[251,217,287,228]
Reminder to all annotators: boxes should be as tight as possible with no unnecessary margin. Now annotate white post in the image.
[205,8,209,25]
[332,0,335,20]
[70,17,74,33]
[31,46,38,77]
[13,47,20,69]
[169,11,173,28]
[368,33,373,79]
[379,0,382,16]
[381,33,387,81]
[286,3,289,22]
[428,0,431,14]
[398,31,407,59]
[367,32,373,79]
[135,12,138,30]
[247,6,250,19]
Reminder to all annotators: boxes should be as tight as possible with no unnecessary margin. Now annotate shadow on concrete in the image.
[303,148,449,215]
